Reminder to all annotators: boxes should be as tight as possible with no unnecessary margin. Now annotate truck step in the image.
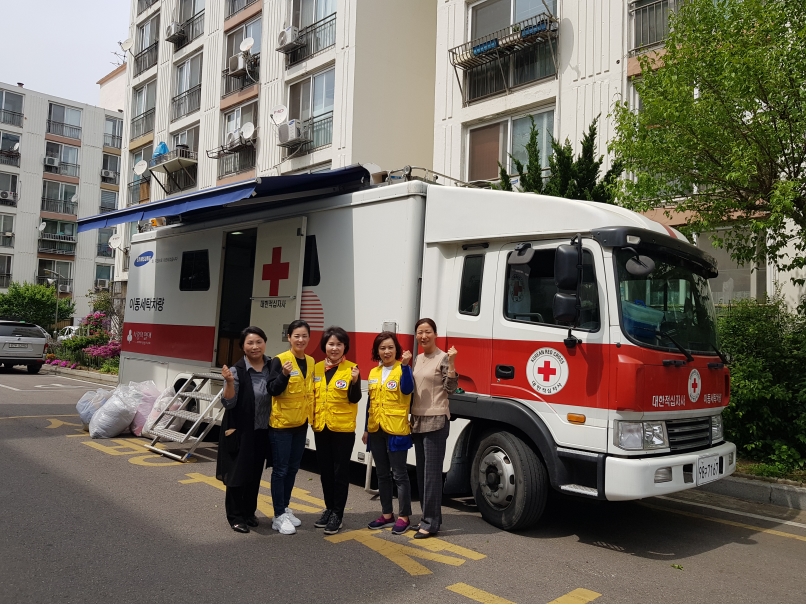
[559,484,599,497]
[181,391,217,402]
[163,410,202,422]
[149,428,198,444]
[191,372,224,380]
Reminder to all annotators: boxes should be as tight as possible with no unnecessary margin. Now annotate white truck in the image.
[86,166,735,530]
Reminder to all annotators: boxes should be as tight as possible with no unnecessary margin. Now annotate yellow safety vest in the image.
[270,350,314,429]
[312,359,358,433]
[367,362,411,436]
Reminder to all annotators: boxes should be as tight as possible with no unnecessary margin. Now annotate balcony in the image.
[221,54,260,98]
[285,14,337,67]
[630,0,675,55]
[130,108,155,140]
[128,176,151,206]
[36,275,73,290]
[448,13,558,105]
[100,201,117,214]
[280,111,333,157]
[103,133,122,149]
[97,243,114,258]
[133,42,158,77]
[101,170,120,185]
[0,274,9,288]
[225,0,258,19]
[171,85,202,121]
[0,233,13,248]
[46,120,82,140]
[213,144,256,178]
[172,10,205,50]
[41,198,78,216]
[137,0,158,15]
[0,191,17,207]
[44,159,80,178]
[38,233,77,255]
[0,109,23,128]
[0,149,20,168]
[151,147,198,194]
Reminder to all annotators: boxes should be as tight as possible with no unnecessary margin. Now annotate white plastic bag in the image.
[141,387,186,438]
[76,389,111,424]
[89,385,138,439]
[127,381,162,436]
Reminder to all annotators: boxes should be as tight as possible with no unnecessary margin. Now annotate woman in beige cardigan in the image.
[410,318,458,538]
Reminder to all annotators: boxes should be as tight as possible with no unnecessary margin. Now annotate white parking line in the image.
[657,495,806,529]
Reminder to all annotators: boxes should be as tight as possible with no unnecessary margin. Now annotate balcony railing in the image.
[165,163,197,194]
[137,0,158,15]
[133,42,158,77]
[44,160,80,178]
[630,0,676,55]
[128,176,151,206]
[0,192,17,207]
[36,275,73,288]
[173,10,205,50]
[100,202,117,214]
[38,234,77,255]
[0,151,20,167]
[104,133,122,148]
[218,145,256,178]
[0,109,23,128]
[286,14,337,67]
[46,120,82,140]
[449,13,558,105]
[0,274,9,288]
[101,170,120,185]
[97,243,114,258]
[221,54,260,97]
[171,84,202,121]
[41,198,78,215]
[0,234,13,248]
[131,108,155,140]
[284,111,333,157]
[225,0,258,19]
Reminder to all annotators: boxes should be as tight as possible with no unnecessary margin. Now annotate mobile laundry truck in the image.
[80,165,736,530]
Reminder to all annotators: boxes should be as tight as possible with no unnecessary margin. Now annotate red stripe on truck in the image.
[121,322,215,362]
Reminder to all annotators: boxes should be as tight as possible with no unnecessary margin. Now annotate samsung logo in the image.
[134,251,154,267]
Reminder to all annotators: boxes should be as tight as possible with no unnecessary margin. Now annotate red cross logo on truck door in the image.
[688,369,702,403]
[526,347,569,396]
[262,247,290,297]
[536,360,557,382]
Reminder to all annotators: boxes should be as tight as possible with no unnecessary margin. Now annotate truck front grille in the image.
[666,417,711,453]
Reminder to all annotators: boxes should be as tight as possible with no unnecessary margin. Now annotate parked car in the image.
[0,320,47,374]
[56,325,80,343]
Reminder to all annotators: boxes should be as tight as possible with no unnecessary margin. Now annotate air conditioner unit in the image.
[165,22,185,43]
[0,190,16,200]
[228,54,247,76]
[94,279,110,290]
[277,119,308,147]
[225,131,240,149]
[276,26,301,53]
[44,157,60,168]
[101,169,116,179]
[58,284,71,294]
[1,231,13,237]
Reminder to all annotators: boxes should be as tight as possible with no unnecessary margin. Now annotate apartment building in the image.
[114,0,437,286]
[0,81,124,322]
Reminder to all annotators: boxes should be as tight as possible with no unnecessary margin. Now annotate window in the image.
[223,101,257,139]
[179,0,205,22]
[133,81,157,117]
[137,14,160,52]
[1,130,20,152]
[0,90,23,127]
[95,264,114,281]
[180,250,210,291]
[42,181,77,210]
[288,68,335,151]
[459,255,485,316]
[471,0,554,38]
[0,254,11,282]
[0,172,17,193]
[0,214,13,233]
[0,322,46,338]
[631,0,675,53]
[100,189,118,212]
[292,0,336,27]
[302,235,320,287]
[172,125,200,152]
[48,103,82,129]
[467,109,554,182]
[104,116,123,148]
[45,142,80,176]
[102,153,120,173]
[226,18,262,60]
[97,229,114,258]
[504,247,600,330]
[42,221,76,237]
[176,54,203,96]
[132,144,153,168]
[38,259,72,278]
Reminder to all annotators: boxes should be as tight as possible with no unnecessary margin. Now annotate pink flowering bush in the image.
[83,341,121,359]
[70,363,77,369]
[60,361,68,367]
[81,311,110,335]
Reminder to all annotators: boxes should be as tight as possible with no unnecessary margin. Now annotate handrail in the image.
[41,198,78,215]
[286,13,337,66]
[171,84,202,121]
[46,120,82,140]
[0,109,23,128]
[225,0,258,19]
[130,108,155,139]
[174,10,205,49]
[134,42,158,76]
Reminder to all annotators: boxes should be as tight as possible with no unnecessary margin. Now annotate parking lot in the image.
[1,368,805,603]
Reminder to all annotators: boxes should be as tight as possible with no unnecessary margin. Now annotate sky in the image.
[0,0,130,106]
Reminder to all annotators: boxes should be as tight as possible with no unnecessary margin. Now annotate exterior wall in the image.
[0,82,118,323]
[98,64,128,112]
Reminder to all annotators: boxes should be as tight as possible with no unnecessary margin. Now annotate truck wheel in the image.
[27,364,41,375]
[470,430,547,531]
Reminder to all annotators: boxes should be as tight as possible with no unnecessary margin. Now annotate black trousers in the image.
[314,427,355,518]
[225,428,268,526]
[412,422,449,532]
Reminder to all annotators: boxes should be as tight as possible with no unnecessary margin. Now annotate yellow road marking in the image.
[180,472,321,514]
[407,535,486,560]
[640,502,806,543]
[128,454,184,466]
[0,414,80,420]
[446,583,514,604]
[45,418,83,429]
[326,529,465,575]
[259,480,327,509]
[82,438,151,456]
[548,588,602,604]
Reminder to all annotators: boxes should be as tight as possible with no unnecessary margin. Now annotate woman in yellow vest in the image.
[266,319,314,535]
[361,331,415,534]
[312,326,362,535]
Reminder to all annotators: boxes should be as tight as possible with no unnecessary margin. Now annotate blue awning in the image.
[78,165,371,233]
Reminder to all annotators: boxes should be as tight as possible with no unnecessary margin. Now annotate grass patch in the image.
[736,458,806,484]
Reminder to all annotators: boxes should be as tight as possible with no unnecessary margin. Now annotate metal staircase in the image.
[144,372,225,462]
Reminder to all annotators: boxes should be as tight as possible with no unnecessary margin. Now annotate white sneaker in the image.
[285,507,302,527]
[272,513,296,535]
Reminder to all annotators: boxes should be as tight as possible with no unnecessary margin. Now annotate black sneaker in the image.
[314,509,333,528]
[323,514,343,535]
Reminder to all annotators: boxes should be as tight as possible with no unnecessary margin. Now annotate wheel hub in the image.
[478,447,516,508]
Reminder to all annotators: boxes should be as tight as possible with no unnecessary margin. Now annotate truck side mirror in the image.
[553,292,578,324]
[554,244,579,290]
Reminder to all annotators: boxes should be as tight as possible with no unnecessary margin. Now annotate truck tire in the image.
[27,364,41,374]
[470,430,547,531]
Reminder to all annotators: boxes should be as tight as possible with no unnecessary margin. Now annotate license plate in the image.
[697,455,721,485]
[7,343,27,349]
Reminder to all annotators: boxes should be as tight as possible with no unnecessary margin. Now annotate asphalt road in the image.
[1,368,805,604]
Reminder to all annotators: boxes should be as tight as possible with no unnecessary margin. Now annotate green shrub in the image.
[58,333,109,353]
[718,296,806,472]
[99,357,119,375]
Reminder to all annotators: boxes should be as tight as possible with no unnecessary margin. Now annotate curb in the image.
[44,365,119,387]
[696,475,806,511]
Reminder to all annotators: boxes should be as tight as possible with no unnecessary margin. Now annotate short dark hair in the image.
[371,331,402,362]
[239,325,267,349]
[320,326,350,354]
[286,319,310,337]
[414,318,438,334]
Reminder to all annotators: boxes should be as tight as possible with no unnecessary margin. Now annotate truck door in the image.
[249,217,307,357]
[491,240,609,451]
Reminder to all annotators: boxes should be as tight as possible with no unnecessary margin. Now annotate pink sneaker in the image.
[367,515,395,529]
[391,518,411,535]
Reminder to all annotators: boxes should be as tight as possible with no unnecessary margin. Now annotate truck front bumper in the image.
[604,441,736,501]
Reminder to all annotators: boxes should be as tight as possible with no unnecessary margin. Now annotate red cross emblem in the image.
[536,360,557,382]
[691,377,698,393]
[262,247,290,297]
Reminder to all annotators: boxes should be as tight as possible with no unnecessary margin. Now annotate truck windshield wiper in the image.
[710,341,729,365]
[656,330,694,362]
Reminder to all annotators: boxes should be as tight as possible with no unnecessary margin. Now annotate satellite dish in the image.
[12,143,20,152]
[107,234,123,250]
[133,160,148,176]
[270,104,288,125]
[70,194,78,203]
[240,37,254,53]
[240,122,255,141]
[120,38,134,52]
[37,222,47,232]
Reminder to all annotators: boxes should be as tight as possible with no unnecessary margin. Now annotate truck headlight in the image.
[711,413,723,442]
[615,421,669,450]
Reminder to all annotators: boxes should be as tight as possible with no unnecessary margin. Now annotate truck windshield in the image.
[615,248,718,355]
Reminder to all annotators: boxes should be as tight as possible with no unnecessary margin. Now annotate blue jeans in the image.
[269,426,307,518]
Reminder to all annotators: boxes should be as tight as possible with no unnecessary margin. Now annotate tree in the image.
[610,0,806,277]
[0,282,76,332]
[496,115,623,204]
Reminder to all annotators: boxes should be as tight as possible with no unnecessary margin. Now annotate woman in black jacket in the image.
[215,326,272,533]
